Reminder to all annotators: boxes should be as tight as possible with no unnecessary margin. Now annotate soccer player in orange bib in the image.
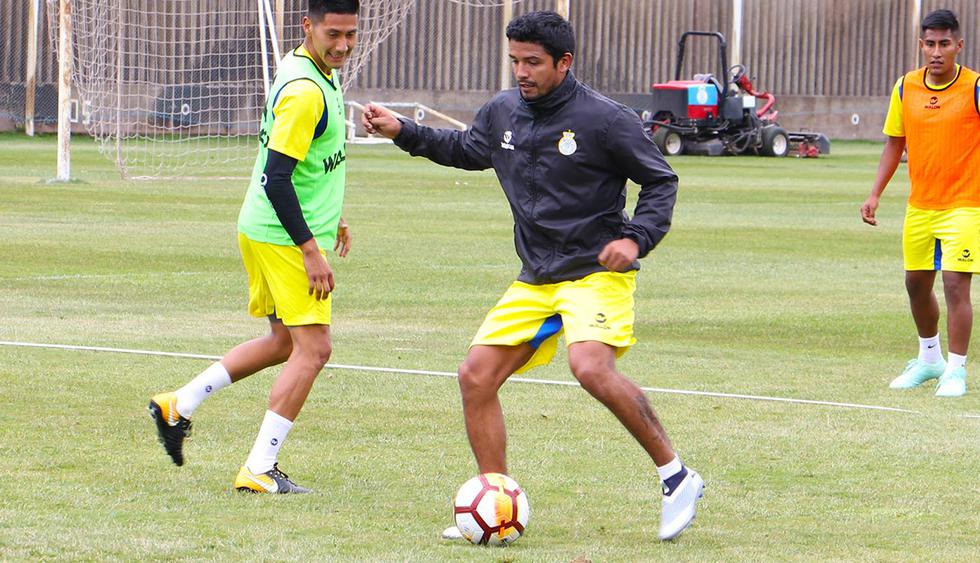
[861,9,980,397]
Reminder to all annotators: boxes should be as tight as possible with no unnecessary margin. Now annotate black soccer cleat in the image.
[148,392,192,466]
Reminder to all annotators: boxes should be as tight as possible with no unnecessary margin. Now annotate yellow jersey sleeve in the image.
[882,77,904,138]
[267,79,326,161]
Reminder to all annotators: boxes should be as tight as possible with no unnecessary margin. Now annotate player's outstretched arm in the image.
[366,101,492,171]
[362,104,402,139]
[862,135,906,226]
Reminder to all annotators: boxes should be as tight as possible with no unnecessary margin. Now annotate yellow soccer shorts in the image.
[237,233,332,326]
[903,206,980,273]
[471,270,637,373]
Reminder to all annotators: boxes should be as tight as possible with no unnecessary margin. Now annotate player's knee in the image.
[457,362,495,398]
[312,343,332,370]
[946,292,972,311]
[943,275,973,304]
[267,323,293,362]
[571,362,615,398]
[270,333,293,363]
[293,341,331,371]
[276,342,294,364]
[905,273,933,296]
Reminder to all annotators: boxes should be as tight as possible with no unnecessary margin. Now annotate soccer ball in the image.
[452,473,530,546]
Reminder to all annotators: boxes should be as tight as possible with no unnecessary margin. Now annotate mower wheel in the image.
[653,128,685,156]
[761,126,789,157]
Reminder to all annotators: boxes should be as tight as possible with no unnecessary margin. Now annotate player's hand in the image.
[301,242,334,300]
[598,238,639,272]
[861,195,879,226]
[334,220,352,257]
[362,103,402,139]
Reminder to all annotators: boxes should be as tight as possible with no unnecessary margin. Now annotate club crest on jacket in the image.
[558,130,577,156]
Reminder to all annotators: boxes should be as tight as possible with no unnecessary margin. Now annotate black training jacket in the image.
[393,72,678,285]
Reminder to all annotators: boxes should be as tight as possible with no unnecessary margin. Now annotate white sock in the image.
[947,352,967,372]
[656,455,683,482]
[245,410,294,474]
[918,334,943,364]
[174,362,231,418]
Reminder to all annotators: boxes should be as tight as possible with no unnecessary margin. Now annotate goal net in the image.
[51,0,417,179]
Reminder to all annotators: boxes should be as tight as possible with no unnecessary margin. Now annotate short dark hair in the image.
[506,11,575,65]
[309,0,359,18]
[921,9,959,37]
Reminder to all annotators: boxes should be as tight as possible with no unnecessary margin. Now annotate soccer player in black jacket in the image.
[365,10,703,541]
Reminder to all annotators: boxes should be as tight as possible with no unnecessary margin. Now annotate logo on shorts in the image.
[958,249,973,262]
[589,312,610,330]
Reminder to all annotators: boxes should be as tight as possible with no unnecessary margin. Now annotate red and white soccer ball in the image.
[453,473,530,546]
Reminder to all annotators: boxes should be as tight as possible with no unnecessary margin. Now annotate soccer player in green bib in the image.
[148,0,358,493]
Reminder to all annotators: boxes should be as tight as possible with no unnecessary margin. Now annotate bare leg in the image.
[568,341,675,466]
[456,344,535,475]
[942,271,973,355]
[268,324,331,420]
[221,318,293,382]
[906,270,940,338]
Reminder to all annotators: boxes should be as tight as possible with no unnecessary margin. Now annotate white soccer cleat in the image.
[658,469,704,541]
[441,525,463,540]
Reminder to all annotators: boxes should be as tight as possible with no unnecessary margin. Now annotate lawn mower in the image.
[646,31,829,157]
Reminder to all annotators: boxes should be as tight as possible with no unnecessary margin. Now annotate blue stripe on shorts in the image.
[529,313,563,349]
[934,238,942,271]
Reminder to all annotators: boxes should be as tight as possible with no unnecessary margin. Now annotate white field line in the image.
[2,339,975,418]
[2,271,211,282]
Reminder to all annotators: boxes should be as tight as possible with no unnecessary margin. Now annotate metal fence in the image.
[352,0,979,96]
[3,0,979,131]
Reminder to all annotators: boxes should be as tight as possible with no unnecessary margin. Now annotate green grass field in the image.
[1,133,978,561]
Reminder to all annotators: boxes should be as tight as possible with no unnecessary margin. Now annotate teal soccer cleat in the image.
[935,367,967,397]
[889,359,946,389]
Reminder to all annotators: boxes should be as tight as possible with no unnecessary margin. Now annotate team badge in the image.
[501,130,515,150]
[558,130,577,156]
